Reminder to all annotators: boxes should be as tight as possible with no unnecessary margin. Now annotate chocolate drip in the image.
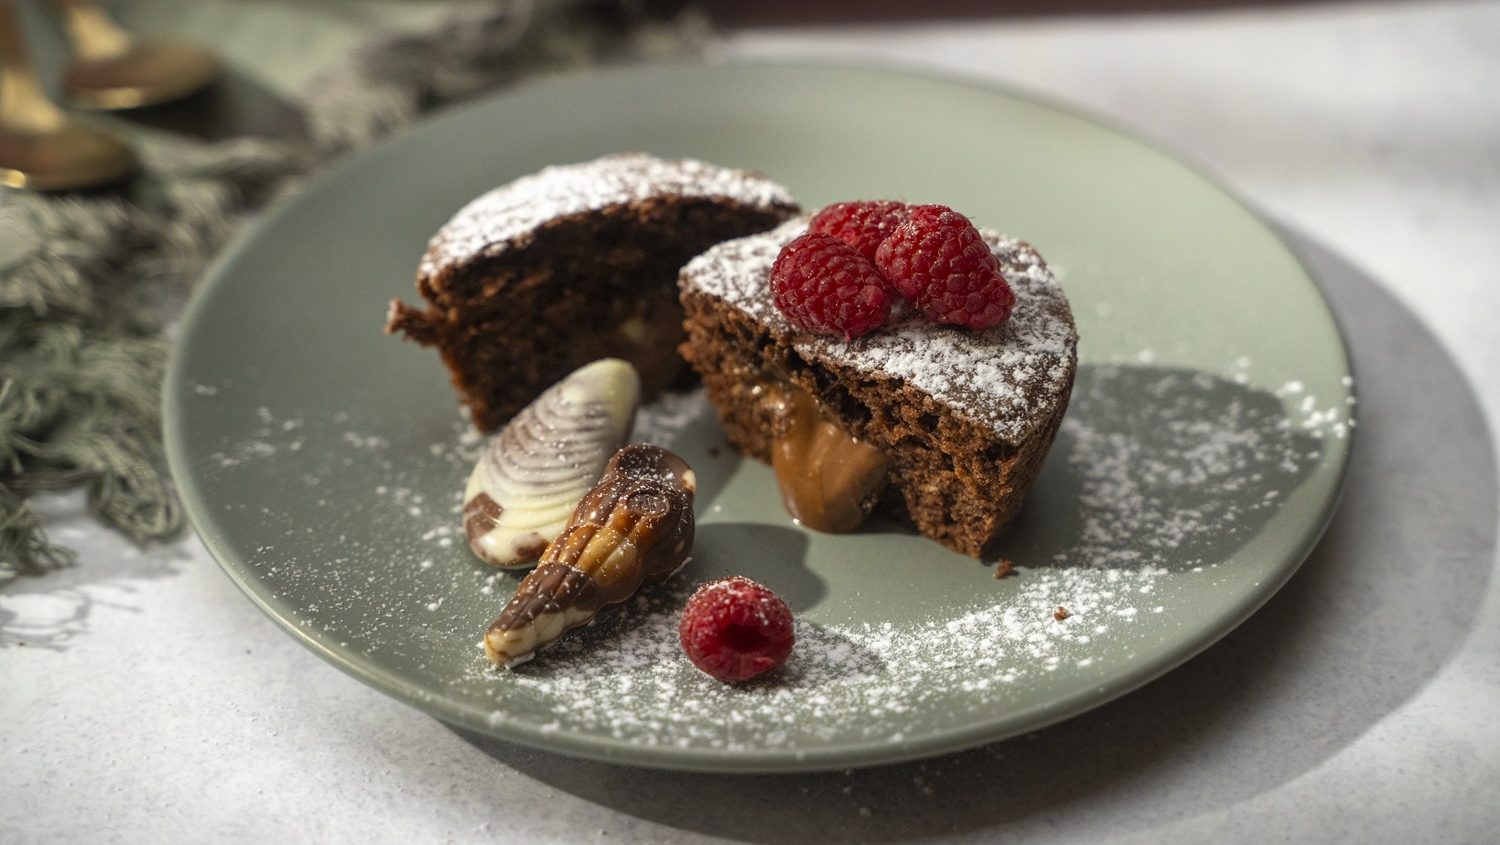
[770,384,891,533]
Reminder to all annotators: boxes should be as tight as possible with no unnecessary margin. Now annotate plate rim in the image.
[164,58,1357,773]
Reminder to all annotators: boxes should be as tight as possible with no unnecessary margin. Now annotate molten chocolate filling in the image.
[769,383,890,533]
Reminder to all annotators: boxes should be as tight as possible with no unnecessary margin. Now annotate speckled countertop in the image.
[4,1,1498,842]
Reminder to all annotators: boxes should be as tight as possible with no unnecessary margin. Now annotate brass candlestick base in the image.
[63,41,221,110]
[0,0,136,191]
[52,0,221,110]
[0,120,135,190]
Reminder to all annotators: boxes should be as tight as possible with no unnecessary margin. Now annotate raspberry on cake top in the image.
[681,216,1077,444]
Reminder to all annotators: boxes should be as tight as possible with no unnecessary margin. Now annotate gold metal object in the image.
[0,0,135,191]
[51,0,220,110]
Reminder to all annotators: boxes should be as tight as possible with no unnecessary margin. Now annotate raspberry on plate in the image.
[771,232,892,339]
[679,575,796,683]
[874,204,1016,330]
[808,200,910,263]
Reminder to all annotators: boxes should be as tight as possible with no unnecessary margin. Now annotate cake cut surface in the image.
[417,154,798,282]
[679,217,1078,557]
[388,153,798,431]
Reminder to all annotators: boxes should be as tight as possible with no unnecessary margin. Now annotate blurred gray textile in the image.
[0,0,703,579]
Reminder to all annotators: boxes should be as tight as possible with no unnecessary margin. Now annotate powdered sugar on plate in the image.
[477,563,1169,751]
[464,365,1329,751]
[193,356,1344,755]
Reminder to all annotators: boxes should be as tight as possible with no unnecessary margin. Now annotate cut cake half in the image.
[678,217,1078,557]
[387,153,798,431]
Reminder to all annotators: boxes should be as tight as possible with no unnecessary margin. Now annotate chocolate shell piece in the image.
[463,359,640,568]
[484,444,697,668]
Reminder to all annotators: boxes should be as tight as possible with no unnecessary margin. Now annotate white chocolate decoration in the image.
[462,359,640,568]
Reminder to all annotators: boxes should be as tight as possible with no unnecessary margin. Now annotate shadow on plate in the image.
[631,386,741,513]
[690,522,822,611]
[997,363,1323,572]
[453,229,1495,840]
[489,523,817,675]
[857,361,1324,573]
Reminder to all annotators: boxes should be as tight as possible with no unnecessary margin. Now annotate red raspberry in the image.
[808,200,910,263]
[679,576,795,683]
[771,232,891,339]
[874,204,1015,330]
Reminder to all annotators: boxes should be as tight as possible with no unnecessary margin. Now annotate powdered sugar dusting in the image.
[1277,378,1357,440]
[191,355,1344,757]
[476,564,1166,751]
[461,365,1328,751]
[1056,367,1322,572]
[629,388,714,448]
[681,218,1077,440]
[419,153,797,280]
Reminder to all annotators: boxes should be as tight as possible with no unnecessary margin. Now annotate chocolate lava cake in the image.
[387,154,798,431]
[679,217,1078,558]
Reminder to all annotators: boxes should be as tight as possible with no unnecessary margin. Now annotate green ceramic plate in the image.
[165,62,1355,773]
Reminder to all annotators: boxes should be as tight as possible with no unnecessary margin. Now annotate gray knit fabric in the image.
[0,0,703,580]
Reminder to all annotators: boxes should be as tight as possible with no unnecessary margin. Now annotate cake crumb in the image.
[1053,606,1070,621]
[993,559,1015,580]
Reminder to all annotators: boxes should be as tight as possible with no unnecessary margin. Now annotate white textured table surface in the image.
[5,2,1499,842]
